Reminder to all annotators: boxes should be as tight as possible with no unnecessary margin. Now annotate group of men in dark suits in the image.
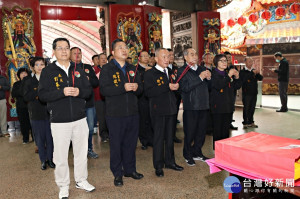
[100,43,220,182]
[100,42,187,183]
[41,36,286,199]
[5,34,288,199]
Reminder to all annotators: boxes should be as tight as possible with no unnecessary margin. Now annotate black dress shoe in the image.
[165,163,184,171]
[124,171,144,179]
[155,169,164,177]
[173,137,182,143]
[276,109,288,112]
[114,176,123,187]
[141,145,148,150]
[48,160,56,168]
[41,162,47,170]
[230,124,238,130]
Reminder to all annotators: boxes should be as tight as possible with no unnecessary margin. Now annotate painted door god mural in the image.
[117,13,143,65]
[2,6,36,117]
[203,18,220,55]
[148,13,162,54]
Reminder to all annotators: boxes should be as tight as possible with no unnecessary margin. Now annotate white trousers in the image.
[51,118,89,188]
[0,99,7,134]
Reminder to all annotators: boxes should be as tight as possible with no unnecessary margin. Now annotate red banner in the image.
[40,6,97,21]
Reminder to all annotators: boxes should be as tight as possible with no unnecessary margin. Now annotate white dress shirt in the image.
[56,61,71,76]
[155,64,169,78]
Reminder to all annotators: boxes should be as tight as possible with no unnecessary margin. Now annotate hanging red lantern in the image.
[227,18,235,27]
[290,3,300,14]
[261,10,272,20]
[275,6,286,17]
[237,16,246,26]
[249,13,258,23]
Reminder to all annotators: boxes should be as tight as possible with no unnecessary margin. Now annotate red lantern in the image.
[249,13,258,23]
[227,18,235,27]
[261,10,272,20]
[237,16,246,26]
[290,3,300,14]
[275,6,286,17]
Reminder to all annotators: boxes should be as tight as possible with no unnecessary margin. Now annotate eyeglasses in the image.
[56,47,70,51]
[115,46,129,50]
[218,59,227,63]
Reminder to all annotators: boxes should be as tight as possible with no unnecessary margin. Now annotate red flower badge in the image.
[129,70,135,77]
[74,71,80,78]
[171,74,176,80]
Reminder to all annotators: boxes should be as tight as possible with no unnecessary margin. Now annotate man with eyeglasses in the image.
[38,38,95,199]
[137,51,153,150]
[99,39,144,187]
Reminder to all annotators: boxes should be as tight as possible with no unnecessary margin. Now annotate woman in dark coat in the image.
[210,54,242,149]
[12,68,31,144]
[23,57,55,170]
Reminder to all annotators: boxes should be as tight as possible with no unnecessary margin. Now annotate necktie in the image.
[163,69,169,79]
